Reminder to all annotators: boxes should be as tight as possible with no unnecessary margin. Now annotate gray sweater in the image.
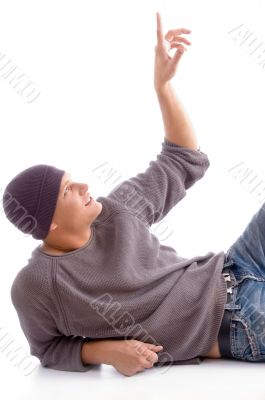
[10,138,227,372]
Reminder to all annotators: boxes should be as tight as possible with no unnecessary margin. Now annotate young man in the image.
[3,13,264,377]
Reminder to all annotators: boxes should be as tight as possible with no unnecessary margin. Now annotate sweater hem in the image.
[200,259,228,357]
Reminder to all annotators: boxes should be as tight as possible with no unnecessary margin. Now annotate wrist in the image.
[81,339,115,366]
[154,81,170,95]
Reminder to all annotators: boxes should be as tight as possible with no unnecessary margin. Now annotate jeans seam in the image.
[235,274,265,285]
[232,312,259,359]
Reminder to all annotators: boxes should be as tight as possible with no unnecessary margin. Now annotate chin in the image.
[90,200,102,221]
[95,200,103,214]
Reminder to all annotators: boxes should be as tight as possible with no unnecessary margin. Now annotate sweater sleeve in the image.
[10,267,93,372]
[108,138,210,227]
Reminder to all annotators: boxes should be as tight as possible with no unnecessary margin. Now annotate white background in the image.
[1,0,265,398]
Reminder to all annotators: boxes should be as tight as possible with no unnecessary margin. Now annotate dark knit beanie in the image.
[2,164,65,240]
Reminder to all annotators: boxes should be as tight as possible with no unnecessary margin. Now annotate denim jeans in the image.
[223,201,265,362]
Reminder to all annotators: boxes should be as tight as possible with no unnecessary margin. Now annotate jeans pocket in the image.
[231,315,255,361]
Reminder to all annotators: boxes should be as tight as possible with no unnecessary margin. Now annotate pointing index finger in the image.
[156,12,164,46]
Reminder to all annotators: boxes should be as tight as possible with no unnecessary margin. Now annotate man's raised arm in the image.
[107,13,209,227]
[154,12,199,151]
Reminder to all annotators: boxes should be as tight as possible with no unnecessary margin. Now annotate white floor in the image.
[1,356,265,400]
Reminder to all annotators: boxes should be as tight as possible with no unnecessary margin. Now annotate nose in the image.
[81,183,89,194]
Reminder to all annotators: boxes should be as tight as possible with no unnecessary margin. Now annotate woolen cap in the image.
[2,164,65,240]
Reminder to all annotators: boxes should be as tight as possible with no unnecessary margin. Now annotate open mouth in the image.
[85,196,93,206]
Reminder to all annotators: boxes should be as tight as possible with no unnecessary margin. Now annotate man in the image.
[3,13,263,377]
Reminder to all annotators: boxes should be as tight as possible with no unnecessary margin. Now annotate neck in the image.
[41,227,92,255]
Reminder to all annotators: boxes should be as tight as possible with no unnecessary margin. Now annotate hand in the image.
[154,12,192,91]
[110,339,163,377]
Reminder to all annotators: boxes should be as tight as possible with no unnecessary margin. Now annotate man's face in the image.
[51,172,102,233]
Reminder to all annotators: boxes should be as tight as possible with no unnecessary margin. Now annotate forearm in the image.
[81,339,114,366]
[155,82,199,151]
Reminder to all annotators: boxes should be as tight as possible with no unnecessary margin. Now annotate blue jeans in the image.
[223,201,265,362]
